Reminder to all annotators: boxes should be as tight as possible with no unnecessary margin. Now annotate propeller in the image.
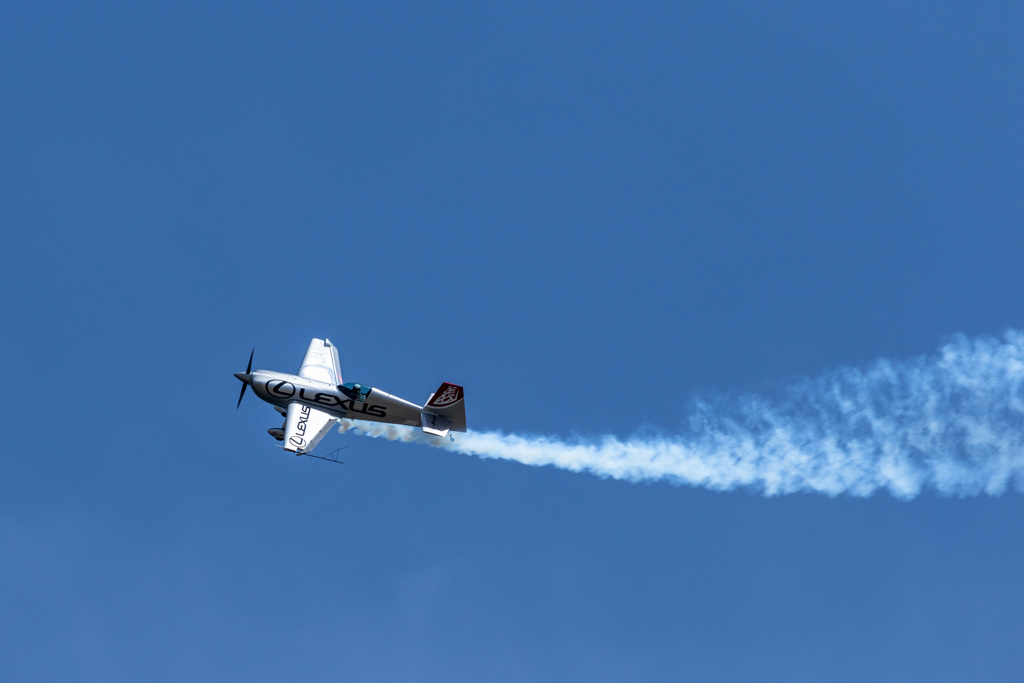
[235,348,254,408]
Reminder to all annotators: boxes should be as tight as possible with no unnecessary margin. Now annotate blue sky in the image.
[2,1,1023,680]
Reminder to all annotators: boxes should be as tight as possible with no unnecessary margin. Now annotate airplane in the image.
[234,338,465,455]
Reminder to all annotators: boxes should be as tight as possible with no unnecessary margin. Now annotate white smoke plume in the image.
[338,331,1024,498]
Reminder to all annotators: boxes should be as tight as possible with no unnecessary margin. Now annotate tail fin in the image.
[420,382,467,436]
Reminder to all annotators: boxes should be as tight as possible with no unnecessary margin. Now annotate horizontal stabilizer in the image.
[421,412,453,437]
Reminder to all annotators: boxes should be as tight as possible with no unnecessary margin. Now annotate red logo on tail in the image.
[428,383,463,407]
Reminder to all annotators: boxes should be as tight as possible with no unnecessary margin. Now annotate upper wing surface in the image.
[298,338,341,385]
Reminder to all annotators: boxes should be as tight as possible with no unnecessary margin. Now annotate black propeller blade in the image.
[236,348,254,408]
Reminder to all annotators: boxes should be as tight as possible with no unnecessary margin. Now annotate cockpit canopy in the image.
[339,382,372,402]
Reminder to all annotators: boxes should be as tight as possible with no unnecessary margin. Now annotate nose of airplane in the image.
[234,372,252,383]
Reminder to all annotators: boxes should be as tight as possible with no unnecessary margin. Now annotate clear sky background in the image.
[2,2,1023,681]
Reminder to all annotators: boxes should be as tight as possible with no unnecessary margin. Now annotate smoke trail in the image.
[338,331,1024,498]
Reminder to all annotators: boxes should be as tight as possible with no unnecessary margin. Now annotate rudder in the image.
[421,382,467,436]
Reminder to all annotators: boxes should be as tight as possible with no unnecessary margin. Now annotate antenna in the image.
[271,444,348,465]
[299,445,348,465]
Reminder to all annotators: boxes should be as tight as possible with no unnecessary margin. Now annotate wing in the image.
[282,401,337,453]
[298,338,342,385]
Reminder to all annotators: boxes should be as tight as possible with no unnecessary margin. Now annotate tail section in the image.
[421,382,467,436]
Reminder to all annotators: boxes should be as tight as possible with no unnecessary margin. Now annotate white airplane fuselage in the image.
[248,370,423,428]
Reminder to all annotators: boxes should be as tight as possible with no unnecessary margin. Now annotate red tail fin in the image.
[422,382,467,433]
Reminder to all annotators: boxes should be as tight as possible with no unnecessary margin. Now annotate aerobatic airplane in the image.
[234,338,466,455]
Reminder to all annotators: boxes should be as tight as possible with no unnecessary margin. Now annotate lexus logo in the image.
[266,380,296,398]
